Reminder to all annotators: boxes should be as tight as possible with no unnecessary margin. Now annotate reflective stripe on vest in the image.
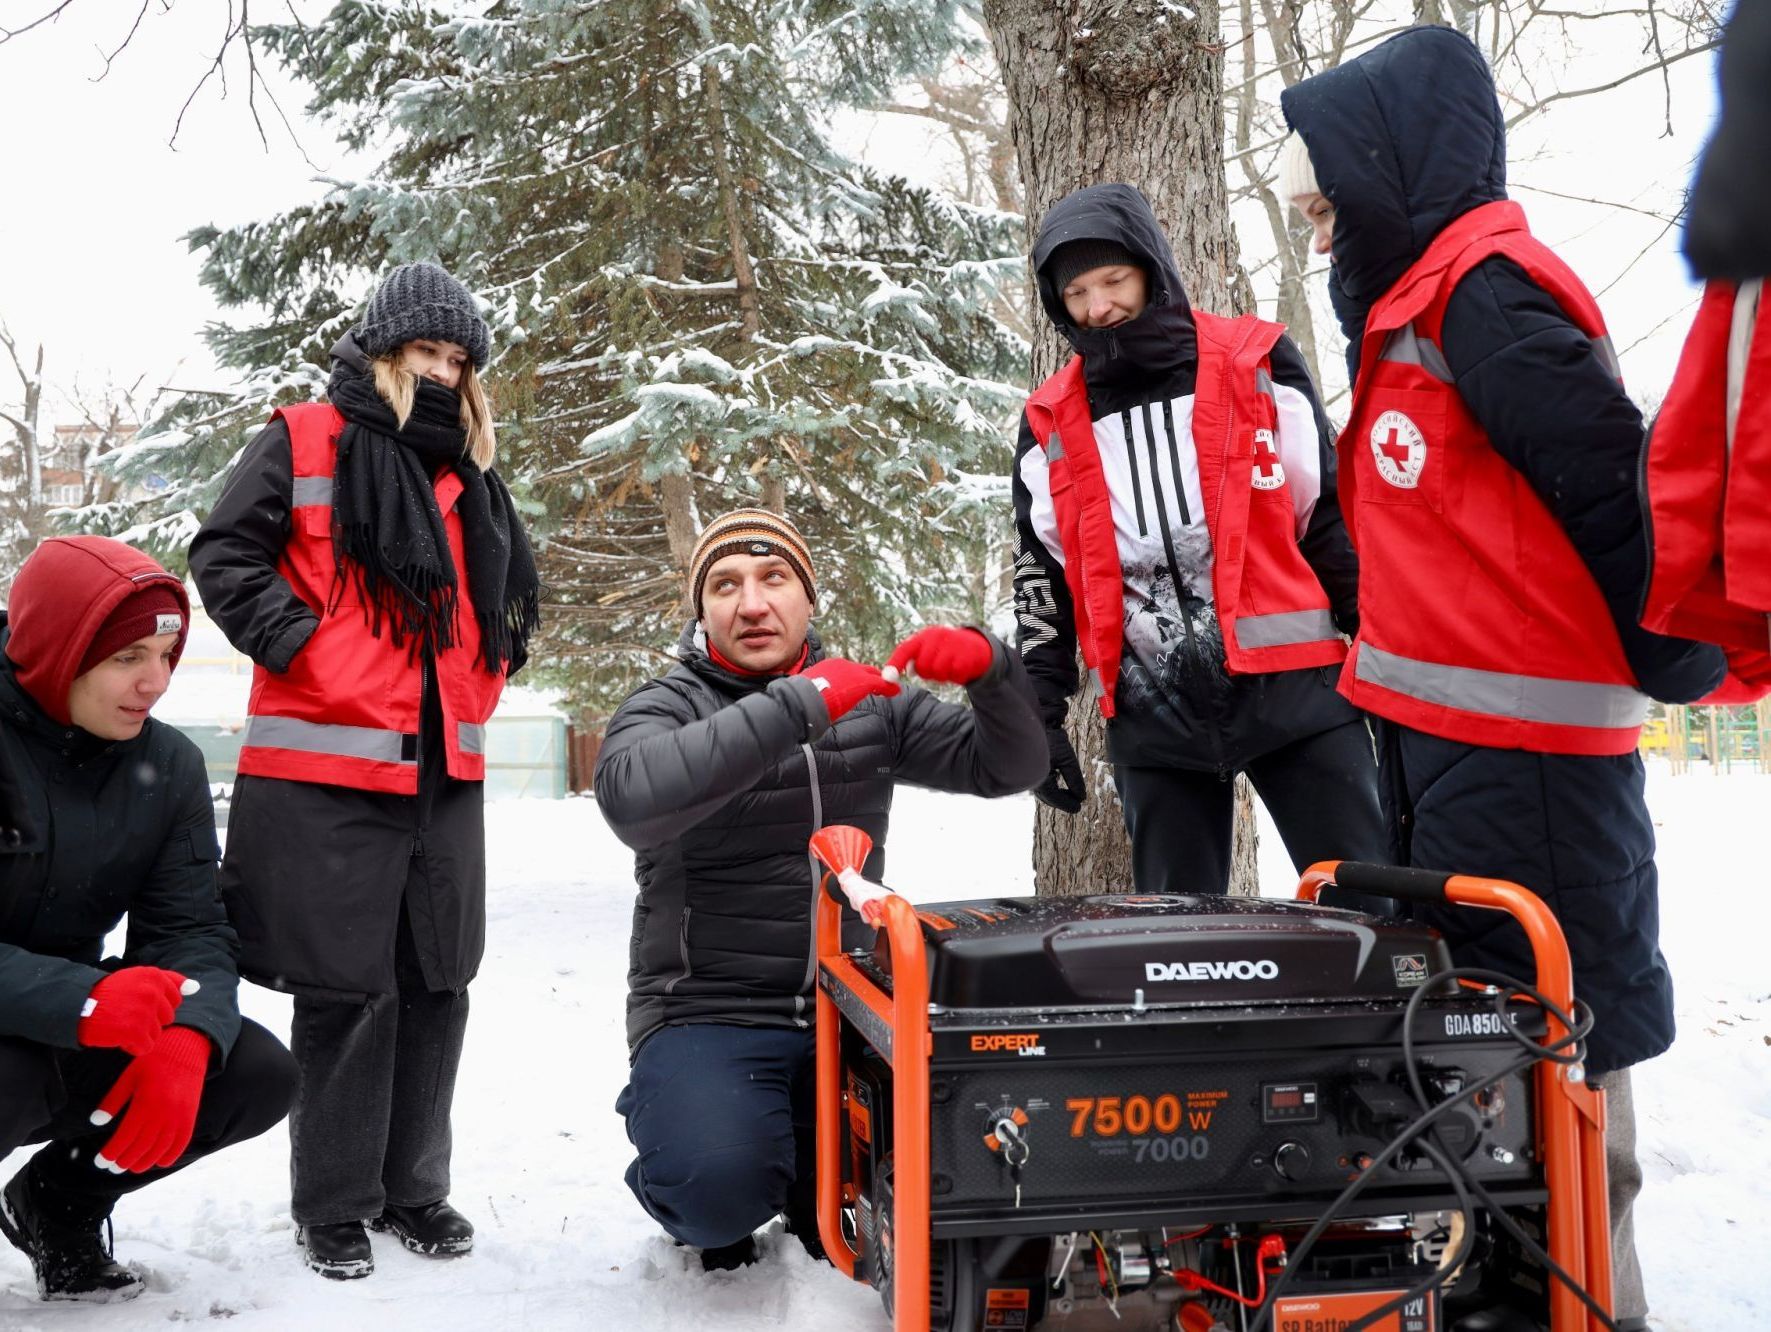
[1380,324,1454,383]
[458,722,486,757]
[1354,643,1648,730]
[241,715,416,765]
[1235,608,1339,650]
[291,476,333,506]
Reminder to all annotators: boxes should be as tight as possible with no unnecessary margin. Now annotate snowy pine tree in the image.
[80,0,1028,711]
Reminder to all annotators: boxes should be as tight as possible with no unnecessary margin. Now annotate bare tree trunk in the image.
[704,63,760,341]
[1235,0,1321,386]
[985,0,1262,898]
[1,325,46,586]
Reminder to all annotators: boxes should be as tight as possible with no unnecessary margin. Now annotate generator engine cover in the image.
[872,895,1452,1008]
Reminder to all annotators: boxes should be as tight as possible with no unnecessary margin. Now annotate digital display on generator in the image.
[1261,1081,1320,1124]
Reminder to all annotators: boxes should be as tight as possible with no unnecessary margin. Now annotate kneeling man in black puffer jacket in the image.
[595,508,1047,1271]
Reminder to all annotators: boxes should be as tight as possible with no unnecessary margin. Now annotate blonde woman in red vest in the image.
[189,262,539,1280]
[1012,182,1391,911]
[1282,28,1723,1330]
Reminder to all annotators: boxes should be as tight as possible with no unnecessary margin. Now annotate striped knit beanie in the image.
[688,508,817,619]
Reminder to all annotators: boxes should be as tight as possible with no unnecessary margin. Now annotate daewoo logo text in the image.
[1144,959,1280,982]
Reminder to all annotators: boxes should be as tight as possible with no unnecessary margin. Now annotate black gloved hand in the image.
[1033,725,1086,814]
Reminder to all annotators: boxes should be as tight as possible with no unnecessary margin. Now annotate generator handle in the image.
[1301,859,1453,903]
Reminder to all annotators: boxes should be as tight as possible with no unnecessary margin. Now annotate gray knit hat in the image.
[356,261,491,369]
[1045,238,1142,292]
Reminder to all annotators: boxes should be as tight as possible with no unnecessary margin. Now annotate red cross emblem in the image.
[1369,410,1425,489]
[1376,425,1412,467]
[1251,428,1285,490]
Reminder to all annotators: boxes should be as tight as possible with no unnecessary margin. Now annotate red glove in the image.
[90,1025,213,1174]
[803,658,900,722]
[887,626,994,686]
[77,967,193,1056]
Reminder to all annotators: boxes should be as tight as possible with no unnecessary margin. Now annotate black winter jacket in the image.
[1281,26,1724,705]
[1013,183,1362,771]
[595,625,1046,1054]
[0,626,241,1058]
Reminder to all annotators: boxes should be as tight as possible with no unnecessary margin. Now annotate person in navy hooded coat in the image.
[1280,27,1725,1330]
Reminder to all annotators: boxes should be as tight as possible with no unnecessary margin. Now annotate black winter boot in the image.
[698,1233,759,1272]
[372,1200,474,1256]
[297,1220,375,1279]
[0,1166,143,1303]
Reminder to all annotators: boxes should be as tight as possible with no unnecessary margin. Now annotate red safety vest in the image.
[1024,309,1345,720]
[1640,279,1771,700]
[1337,200,1648,756]
[236,402,507,794]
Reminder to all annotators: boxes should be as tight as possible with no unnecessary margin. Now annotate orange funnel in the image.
[810,824,874,877]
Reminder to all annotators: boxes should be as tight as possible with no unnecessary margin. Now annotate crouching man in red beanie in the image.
[0,536,296,1303]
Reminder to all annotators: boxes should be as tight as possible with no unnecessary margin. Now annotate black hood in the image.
[1031,183,1196,388]
[1281,26,1507,321]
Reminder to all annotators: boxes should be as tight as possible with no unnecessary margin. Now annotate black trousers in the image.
[1113,720,1393,910]
[0,1019,295,1211]
[287,901,470,1226]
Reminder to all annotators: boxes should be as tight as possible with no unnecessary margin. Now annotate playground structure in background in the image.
[1642,700,1771,773]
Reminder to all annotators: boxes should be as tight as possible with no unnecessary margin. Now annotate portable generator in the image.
[809,827,1615,1332]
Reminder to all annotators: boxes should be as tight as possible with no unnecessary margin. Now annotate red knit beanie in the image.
[78,582,188,674]
[5,536,190,725]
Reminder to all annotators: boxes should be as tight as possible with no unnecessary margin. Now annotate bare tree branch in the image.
[1645,0,1675,137]
[1511,181,1681,223]
[94,0,154,79]
[0,1,79,43]
[1503,33,1720,128]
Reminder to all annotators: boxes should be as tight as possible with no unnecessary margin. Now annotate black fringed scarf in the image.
[326,342,540,676]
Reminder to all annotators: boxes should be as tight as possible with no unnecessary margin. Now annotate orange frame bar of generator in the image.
[814,883,933,1332]
[1299,862,1614,1332]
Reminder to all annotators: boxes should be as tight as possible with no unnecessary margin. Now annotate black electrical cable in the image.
[1340,1134,1480,1332]
[1398,969,1616,1332]
[1245,1044,1542,1332]
[1453,1156,1620,1332]
[1247,966,1600,1332]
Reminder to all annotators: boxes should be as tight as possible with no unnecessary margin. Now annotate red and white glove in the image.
[803,658,900,722]
[77,967,198,1056]
[886,626,994,686]
[835,867,899,927]
[90,1025,213,1174]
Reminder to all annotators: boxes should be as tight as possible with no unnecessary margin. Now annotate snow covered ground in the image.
[2,763,1766,1330]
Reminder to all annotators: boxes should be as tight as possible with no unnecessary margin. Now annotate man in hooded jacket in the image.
[1,537,295,1303]
[1012,182,1389,904]
[595,508,1048,1272]
[1281,27,1726,1329]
